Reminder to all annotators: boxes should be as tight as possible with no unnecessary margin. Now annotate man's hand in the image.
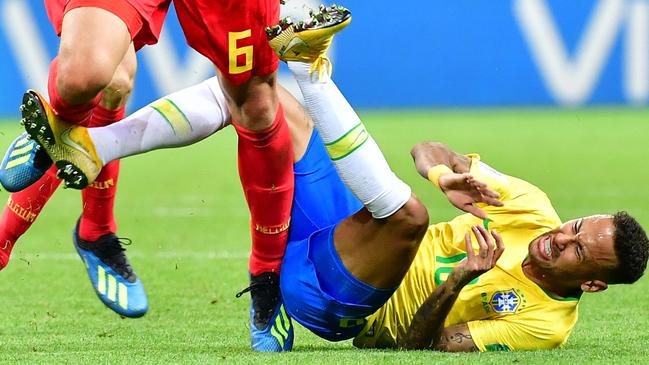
[400,225,504,351]
[449,225,505,288]
[439,173,503,219]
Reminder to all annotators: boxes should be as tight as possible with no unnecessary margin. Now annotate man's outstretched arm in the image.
[411,142,470,177]
[399,225,504,351]
[410,142,502,219]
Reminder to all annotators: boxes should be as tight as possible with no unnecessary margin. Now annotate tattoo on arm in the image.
[398,280,463,350]
[447,332,472,344]
[437,325,479,352]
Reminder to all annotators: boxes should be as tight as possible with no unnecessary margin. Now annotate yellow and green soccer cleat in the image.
[20,90,103,189]
[267,4,351,78]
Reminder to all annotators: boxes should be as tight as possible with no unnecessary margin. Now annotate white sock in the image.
[89,77,231,164]
[288,62,411,219]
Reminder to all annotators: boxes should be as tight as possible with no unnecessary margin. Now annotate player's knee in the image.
[227,76,278,130]
[236,95,277,130]
[390,196,429,248]
[101,64,135,109]
[57,53,117,102]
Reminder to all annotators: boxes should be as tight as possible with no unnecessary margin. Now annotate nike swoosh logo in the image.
[282,37,307,56]
[61,128,92,159]
[483,218,493,230]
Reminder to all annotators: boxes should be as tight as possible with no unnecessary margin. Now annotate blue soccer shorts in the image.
[281,129,398,341]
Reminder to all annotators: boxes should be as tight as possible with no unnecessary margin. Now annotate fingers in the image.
[466,175,485,189]
[475,187,504,207]
[467,176,504,207]
[477,186,501,200]
[472,226,489,260]
[463,204,487,220]
[491,229,505,263]
[465,232,475,258]
[482,195,505,207]
[473,225,494,263]
[467,225,504,267]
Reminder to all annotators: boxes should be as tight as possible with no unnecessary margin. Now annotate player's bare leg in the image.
[16,7,148,317]
[1,7,132,191]
[0,49,135,269]
[334,202,429,288]
[73,47,148,318]
[56,7,132,105]
[18,5,135,185]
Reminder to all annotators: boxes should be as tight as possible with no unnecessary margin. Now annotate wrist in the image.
[447,270,471,291]
[427,165,453,189]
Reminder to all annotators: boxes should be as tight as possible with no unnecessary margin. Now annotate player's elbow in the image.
[433,342,452,352]
[433,342,473,352]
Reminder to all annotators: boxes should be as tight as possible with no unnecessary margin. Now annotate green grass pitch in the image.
[0,108,648,364]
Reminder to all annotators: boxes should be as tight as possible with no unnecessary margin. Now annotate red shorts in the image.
[44,0,170,50]
[173,0,280,85]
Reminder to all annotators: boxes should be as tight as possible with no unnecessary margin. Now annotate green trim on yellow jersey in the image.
[539,287,582,302]
[435,253,467,264]
[485,343,511,352]
[483,218,493,230]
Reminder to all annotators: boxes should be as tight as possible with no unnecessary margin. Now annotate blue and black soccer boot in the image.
[0,132,52,192]
[73,220,148,318]
[236,272,294,352]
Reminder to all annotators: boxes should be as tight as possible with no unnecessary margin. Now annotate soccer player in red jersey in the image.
[157,0,295,351]
[18,2,350,351]
[16,0,313,352]
[0,0,172,317]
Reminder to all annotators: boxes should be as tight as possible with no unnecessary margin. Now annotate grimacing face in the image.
[527,215,619,285]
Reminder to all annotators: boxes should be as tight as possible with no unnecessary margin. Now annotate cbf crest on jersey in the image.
[490,289,521,313]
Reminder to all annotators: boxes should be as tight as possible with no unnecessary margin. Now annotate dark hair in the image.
[610,211,649,284]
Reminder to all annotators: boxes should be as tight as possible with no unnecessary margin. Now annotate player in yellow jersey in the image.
[26,16,649,351]
[353,145,647,351]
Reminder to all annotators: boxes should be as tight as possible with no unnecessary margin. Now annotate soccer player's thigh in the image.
[45,0,169,104]
[56,9,131,102]
[174,0,280,128]
[334,197,429,289]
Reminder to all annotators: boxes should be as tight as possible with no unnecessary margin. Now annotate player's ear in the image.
[580,280,608,293]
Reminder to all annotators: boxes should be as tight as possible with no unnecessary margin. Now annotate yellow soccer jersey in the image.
[354,155,580,351]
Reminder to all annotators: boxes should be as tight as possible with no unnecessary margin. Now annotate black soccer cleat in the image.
[236,272,293,351]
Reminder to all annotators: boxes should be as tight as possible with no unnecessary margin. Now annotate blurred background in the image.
[1,1,649,362]
[1,0,648,113]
